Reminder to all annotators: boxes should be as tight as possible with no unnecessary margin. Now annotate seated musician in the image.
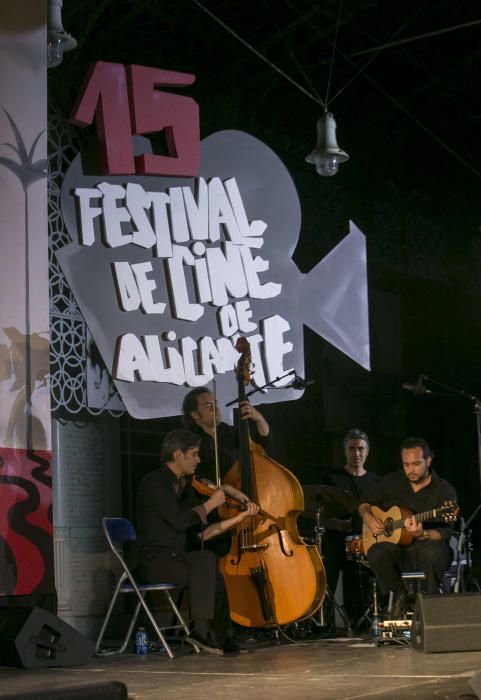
[135,428,259,655]
[321,429,380,624]
[359,436,457,617]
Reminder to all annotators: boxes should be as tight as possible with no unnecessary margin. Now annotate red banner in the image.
[0,447,54,596]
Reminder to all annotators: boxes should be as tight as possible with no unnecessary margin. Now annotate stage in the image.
[1,634,481,700]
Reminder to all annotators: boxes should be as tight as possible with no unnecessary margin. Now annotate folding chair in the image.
[95,517,200,658]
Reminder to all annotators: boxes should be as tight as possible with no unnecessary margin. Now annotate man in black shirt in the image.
[182,387,271,561]
[359,436,457,615]
[321,429,380,625]
[136,429,258,655]
[182,386,271,486]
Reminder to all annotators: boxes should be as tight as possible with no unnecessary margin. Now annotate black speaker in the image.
[412,592,481,653]
[0,607,93,668]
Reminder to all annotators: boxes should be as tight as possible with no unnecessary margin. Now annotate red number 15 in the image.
[71,61,200,177]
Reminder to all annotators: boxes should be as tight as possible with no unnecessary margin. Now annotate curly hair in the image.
[161,429,201,462]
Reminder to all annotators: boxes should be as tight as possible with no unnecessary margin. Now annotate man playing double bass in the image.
[182,386,272,487]
[181,386,269,559]
[182,375,324,630]
[359,436,457,617]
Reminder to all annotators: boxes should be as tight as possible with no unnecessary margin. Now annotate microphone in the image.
[291,374,316,390]
[402,374,431,395]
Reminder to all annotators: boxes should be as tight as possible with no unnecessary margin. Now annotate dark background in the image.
[49,1,481,560]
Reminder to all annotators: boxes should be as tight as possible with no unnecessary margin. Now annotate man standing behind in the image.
[135,429,258,655]
[323,429,380,506]
[321,429,381,624]
[359,436,457,616]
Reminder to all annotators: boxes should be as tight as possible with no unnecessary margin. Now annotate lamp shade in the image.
[306,112,349,176]
[47,0,77,68]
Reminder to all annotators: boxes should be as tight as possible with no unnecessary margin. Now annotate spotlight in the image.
[306,112,349,177]
[47,0,77,69]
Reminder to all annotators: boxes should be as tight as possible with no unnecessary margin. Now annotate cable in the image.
[268,4,323,106]
[190,0,323,107]
[324,0,343,109]
[327,0,430,106]
[350,18,481,58]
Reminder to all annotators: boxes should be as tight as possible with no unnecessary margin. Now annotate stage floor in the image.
[1,634,481,700]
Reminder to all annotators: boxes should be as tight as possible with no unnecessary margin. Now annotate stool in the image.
[402,571,426,594]
[388,572,426,618]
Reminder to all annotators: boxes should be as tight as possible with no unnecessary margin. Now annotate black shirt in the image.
[136,464,205,561]
[192,421,273,556]
[194,421,272,483]
[361,470,457,541]
[323,468,381,503]
[322,467,381,533]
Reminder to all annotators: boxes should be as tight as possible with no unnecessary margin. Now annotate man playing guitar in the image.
[359,436,457,617]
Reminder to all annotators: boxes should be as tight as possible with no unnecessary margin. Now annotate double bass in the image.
[219,337,326,627]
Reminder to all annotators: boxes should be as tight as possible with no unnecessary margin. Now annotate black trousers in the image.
[136,549,232,641]
[367,540,452,595]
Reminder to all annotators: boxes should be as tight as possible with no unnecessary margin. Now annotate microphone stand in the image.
[416,375,481,592]
[422,375,481,495]
[225,369,297,407]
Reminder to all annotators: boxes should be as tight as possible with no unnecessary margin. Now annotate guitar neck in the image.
[392,507,442,530]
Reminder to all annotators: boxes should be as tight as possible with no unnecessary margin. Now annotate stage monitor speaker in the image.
[0,682,128,700]
[0,607,93,668]
[412,592,481,653]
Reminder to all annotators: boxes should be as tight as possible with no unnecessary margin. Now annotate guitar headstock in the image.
[438,500,459,522]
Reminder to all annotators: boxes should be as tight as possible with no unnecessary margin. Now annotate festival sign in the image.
[57,62,370,419]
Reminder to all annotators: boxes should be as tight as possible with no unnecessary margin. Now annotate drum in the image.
[345,534,366,562]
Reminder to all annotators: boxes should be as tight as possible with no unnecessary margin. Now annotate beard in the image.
[407,470,429,484]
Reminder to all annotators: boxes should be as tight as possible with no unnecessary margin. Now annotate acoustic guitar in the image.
[362,501,458,554]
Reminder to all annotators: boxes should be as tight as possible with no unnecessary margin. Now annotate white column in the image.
[52,415,121,638]
[52,417,75,624]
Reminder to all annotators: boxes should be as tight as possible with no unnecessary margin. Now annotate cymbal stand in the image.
[313,507,326,627]
[313,507,352,635]
[351,576,383,642]
[368,578,382,642]
[353,560,377,632]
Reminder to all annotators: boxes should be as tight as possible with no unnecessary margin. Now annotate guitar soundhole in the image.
[384,518,393,536]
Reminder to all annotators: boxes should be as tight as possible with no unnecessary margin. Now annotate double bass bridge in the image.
[240,543,269,553]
